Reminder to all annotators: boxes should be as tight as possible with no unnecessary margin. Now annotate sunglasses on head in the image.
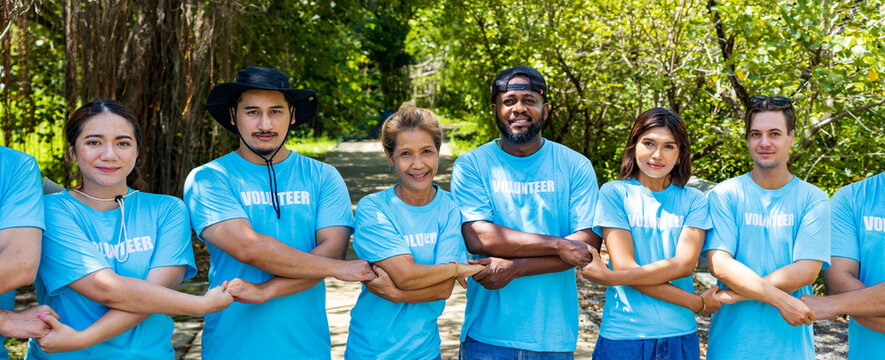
[750,95,792,106]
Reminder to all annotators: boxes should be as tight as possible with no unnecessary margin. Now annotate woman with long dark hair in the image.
[27,99,232,359]
[582,108,719,359]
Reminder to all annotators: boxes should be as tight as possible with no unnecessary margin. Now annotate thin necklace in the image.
[72,189,140,263]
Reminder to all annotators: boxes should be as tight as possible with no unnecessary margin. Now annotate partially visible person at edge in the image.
[184,66,376,360]
[581,108,719,360]
[801,171,885,359]
[0,145,58,359]
[450,66,601,359]
[703,95,830,359]
[345,103,485,360]
[25,99,233,359]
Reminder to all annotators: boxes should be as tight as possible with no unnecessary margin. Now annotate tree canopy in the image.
[1,0,883,195]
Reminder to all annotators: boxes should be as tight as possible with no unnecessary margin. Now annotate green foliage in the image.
[286,134,340,161]
[1,0,882,194]
[409,0,885,190]
[0,14,67,182]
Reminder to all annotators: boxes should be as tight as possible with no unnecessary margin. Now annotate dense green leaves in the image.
[410,0,885,191]
[1,0,882,194]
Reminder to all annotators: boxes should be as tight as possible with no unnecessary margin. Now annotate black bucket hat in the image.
[206,67,318,133]
[491,66,547,103]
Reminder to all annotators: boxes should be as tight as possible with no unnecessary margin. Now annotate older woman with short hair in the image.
[345,103,483,360]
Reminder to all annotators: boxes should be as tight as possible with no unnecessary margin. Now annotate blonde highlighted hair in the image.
[380,101,442,156]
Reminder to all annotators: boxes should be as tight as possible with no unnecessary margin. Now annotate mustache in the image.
[507,114,534,123]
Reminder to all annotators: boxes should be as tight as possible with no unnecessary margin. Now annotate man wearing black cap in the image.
[450,66,601,358]
[183,67,376,359]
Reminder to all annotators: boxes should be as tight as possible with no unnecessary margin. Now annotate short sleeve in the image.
[434,200,468,264]
[793,194,831,268]
[568,157,598,233]
[684,189,713,230]
[183,167,248,238]
[39,202,110,296]
[315,165,355,230]
[451,155,493,223]
[829,186,858,261]
[592,182,629,234]
[150,198,198,280]
[353,198,410,263]
[0,155,44,230]
[703,187,738,256]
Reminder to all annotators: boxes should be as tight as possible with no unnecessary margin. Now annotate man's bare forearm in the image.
[462,221,566,257]
[257,228,351,300]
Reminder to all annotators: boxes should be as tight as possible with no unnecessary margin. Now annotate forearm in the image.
[512,256,574,277]
[818,283,885,316]
[608,258,694,286]
[822,270,867,295]
[259,230,351,301]
[709,256,789,306]
[463,222,564,257]
[375,279,454,304]
[632,284,703,312]
[74,274,209,315]
[762,261,822,295]
[256,277,322,301]
[231,233,348,278]
[386,263,458,290]
[0,309,12,336]
[76,310,149,349]
[68,266,184,347]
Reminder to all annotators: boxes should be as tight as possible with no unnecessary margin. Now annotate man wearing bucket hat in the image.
[184,67,376,360]
[450,66,601,358]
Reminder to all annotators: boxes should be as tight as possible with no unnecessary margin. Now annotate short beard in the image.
[495,113,544,145]
[252,146,278,157]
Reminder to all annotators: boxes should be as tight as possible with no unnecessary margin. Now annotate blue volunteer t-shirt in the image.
[830,172,885,360]
[0,146,45,360]
[703,174,830,360]
[184,151,354,360]
[451,139,598,352]
[26,190,196,360]
[594,178,711,340]
[346,185,467,360]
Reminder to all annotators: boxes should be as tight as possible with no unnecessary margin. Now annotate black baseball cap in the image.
[490,66,547,103]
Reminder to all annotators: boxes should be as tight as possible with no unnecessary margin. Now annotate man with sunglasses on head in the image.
[184,67,376,360]
[703,95,830,359]
[451,66,601,359]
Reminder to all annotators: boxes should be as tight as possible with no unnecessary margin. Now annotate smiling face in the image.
[233,89,295,157]
[634,126,679,182]
[70,112,138,192]
[388,128,439,197]
[492,76,548,144]
[747,111,795,171]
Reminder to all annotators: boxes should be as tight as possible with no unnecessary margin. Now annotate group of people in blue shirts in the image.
[0,65,881,360]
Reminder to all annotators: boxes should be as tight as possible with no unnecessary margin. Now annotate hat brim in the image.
[206,82,318,134]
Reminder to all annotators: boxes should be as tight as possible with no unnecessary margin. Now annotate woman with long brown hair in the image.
[582,108,719,359]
